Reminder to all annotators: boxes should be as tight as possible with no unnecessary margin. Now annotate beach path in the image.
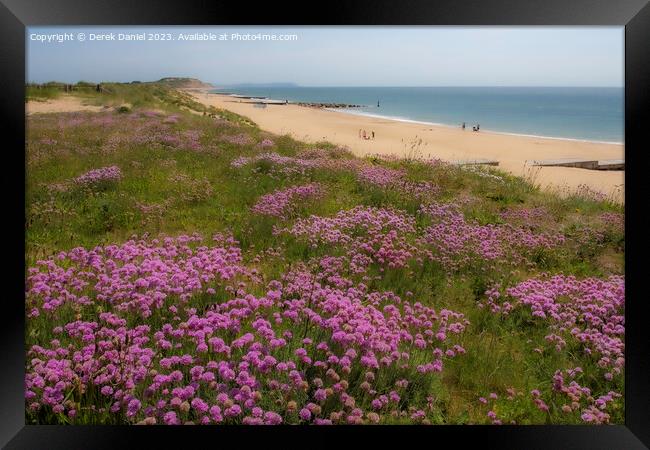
[26,95,106,115]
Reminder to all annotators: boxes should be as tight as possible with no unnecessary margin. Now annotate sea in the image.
[210,86,624,144]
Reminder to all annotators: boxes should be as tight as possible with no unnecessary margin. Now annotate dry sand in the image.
[190,91,624,202]
[26,96,106,115]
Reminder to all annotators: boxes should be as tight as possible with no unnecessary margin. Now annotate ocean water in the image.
[211,86,624,144]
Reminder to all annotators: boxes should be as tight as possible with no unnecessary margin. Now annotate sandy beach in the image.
[189,91,624,202]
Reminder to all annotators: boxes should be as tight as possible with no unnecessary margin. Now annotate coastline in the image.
[328,108,623,146]
[188,90,625,202]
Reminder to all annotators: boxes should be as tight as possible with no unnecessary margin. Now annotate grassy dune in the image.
[25,83,624,425]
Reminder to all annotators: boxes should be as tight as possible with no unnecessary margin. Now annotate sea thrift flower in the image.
[252,183,325,217]
[419,202,565,272]
[25,224,468,425]
[73,165,122,189]
[164,411,180,425]
[299,408,312,421]
[222,133,254,146]
[126,399,141,418]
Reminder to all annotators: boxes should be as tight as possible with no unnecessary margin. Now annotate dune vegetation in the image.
[25,83,624,425]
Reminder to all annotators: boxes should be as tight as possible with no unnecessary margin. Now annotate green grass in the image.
[24,84,624,425]
[26,86,62,102]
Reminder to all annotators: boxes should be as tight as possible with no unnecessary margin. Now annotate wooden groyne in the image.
[596,159,625,170]
[452,158,500,166]
[230,94,268,100]
[531,158,624,171]
[227,97,363,108]
[293,102,365,109]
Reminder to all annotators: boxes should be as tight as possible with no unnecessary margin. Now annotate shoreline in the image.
[209,88,623,145]
[194,90,625,202]
[324,108,623,146]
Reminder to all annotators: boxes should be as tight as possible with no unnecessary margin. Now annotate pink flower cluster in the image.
[252,183,325,217]
[168,173,213,203]
[157,130,202,151]
[258,139,275,148]
[231,152,363,177]
[60,116,88,127]
[551,368,622,424]
[477,392,506,424]
[356,165,440,200]
[29,112,214,165]
[25,233,468,425]
[27,233,253,319]
[482,275,624,423]
[277,206,419,272]
[573,184,608,202]
[356,166,404,189]
[394,180,441,201]
[598,212,624,231]
[297,147,351,159]
[67,112,206,154]
[419,202,565,271]
[499,206,549,228]
[233,153,439,201]
[135,200,170,226]
[73,165,122,188]
[484,275,624,377]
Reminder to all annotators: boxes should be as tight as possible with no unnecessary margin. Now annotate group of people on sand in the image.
[461,122,480,132]
[359,129,375,140]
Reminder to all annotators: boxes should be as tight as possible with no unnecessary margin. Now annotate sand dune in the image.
[190,91,624,202]
[26,96,106,115]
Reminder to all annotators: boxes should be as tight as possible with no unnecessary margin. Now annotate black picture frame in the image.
[2,0,648,448]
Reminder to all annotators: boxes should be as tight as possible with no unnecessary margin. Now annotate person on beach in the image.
[372,131,375,139]
[363,130,367,140]
[462,122,466,130]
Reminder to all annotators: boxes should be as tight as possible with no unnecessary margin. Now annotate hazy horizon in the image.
[213,83,623,88]
[27,26,624,88]
[27,80,624,89]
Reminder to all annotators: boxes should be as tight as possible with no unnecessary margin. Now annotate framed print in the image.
[1,0,649,448]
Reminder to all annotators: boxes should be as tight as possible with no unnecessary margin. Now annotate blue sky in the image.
[27,26,624,87]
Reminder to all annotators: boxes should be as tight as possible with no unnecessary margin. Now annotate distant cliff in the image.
[227,82,299,88]
[157,77,214,89]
